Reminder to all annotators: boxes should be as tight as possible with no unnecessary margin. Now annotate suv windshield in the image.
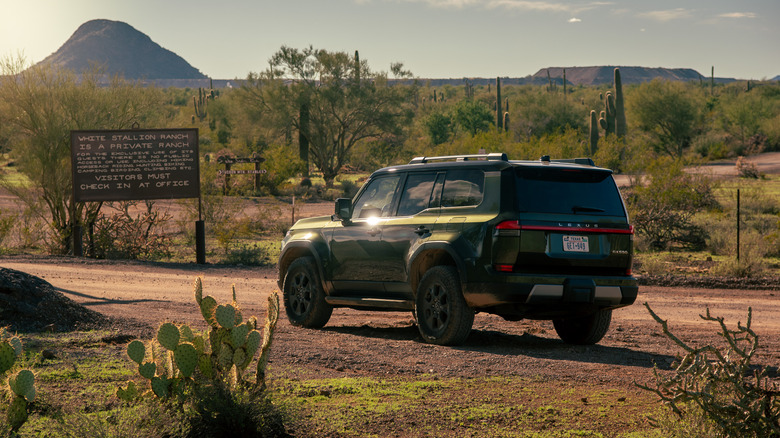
[515,167,625,216]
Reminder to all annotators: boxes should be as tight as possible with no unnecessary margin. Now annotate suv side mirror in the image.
[334,198,353,222]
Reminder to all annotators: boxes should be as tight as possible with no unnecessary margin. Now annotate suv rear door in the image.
[493,165,633,276]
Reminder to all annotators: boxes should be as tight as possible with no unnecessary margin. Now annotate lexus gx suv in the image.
[278,153,638,345]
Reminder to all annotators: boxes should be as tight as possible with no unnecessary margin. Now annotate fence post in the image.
[736,189,740,261]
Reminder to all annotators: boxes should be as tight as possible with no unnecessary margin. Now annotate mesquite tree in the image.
[0,56,160,253]
[239,46,414,186]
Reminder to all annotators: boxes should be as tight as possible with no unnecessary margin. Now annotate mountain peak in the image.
[38,19,207,80]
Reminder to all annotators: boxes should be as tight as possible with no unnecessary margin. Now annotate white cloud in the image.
[389,0,612,14]
[486,1,569,12]
[568,17,581,23]
[638,8,692,22]
[718,12,757,19]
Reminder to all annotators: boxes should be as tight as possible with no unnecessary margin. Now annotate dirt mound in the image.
[0,267,116,332]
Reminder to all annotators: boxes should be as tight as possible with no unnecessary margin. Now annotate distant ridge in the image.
[38,19,206,80]
[534,66,704,86]
[413,66,737,89]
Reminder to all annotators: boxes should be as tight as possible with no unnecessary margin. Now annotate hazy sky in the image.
[2,0,778,80]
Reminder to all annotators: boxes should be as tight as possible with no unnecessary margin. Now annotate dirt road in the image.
[2,255,778,389]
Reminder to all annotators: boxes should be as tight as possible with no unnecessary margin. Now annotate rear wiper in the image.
[572,205,605,214]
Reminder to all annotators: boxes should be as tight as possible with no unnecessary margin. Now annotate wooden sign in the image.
[71,128,200,202]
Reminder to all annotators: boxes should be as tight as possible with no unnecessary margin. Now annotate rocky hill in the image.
[37,19,206,80]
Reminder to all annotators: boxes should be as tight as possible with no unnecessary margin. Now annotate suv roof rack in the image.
[409,152,508,165]
[539,155,595,166]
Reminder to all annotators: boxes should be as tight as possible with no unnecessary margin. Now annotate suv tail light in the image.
[495,220,521,230]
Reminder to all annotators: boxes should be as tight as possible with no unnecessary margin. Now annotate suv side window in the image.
[352,175,401,219]
[441,169,484,207]
[397,172,438,217]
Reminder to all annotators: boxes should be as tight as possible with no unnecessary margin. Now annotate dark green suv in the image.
[278,153,637,345]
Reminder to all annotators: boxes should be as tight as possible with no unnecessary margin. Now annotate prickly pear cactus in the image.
[257,292,281,389]
[127,340,146,364]
[9,369,36,402]
[118,277,281,401]
[1,328,36,432]
[0,342,15,374]
[7,396,28,432]
[174,343,198,378]
[157,323,181,351]
[200,296,219,327]
[215,304,237,329]
[116,380,140,402]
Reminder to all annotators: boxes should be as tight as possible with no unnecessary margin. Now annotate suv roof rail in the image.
[409,152,508,165]
[540,156,595,166]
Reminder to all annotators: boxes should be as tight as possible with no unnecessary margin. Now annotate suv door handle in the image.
[367,227,380,236]
[414,226,430,236]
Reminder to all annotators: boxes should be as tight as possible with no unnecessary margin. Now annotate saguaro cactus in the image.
[193,88,208,121]
[495,77,503,130]
[563,69,567,98]
[589,67,627,147]
[354,50,360,85]
[589,110,599,154]
[599,92,616,136]
[614,68,626,139]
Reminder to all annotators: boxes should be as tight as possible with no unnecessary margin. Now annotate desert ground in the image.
[2,255,778,390]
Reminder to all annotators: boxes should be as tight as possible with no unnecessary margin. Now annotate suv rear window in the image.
[515,167,625,216]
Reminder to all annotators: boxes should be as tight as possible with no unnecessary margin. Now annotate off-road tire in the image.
[415,266,474,346]
[283,257,333,328]
[553,309,612,345]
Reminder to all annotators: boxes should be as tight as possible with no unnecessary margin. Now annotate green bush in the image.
[0,208,14,251]
[625,158,717,251]
[423,110,453,145]
[223,243,274,266]
[693,132,730,159]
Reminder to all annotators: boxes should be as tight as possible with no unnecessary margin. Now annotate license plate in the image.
[563,235,589,252]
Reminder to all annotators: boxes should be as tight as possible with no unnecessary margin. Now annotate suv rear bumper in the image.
[462,274,638,317]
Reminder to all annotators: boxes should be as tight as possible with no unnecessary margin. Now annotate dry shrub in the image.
[639,305,780,437]
[710,233,768,278]
[90,201,172,260]
[736,156,761,179]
